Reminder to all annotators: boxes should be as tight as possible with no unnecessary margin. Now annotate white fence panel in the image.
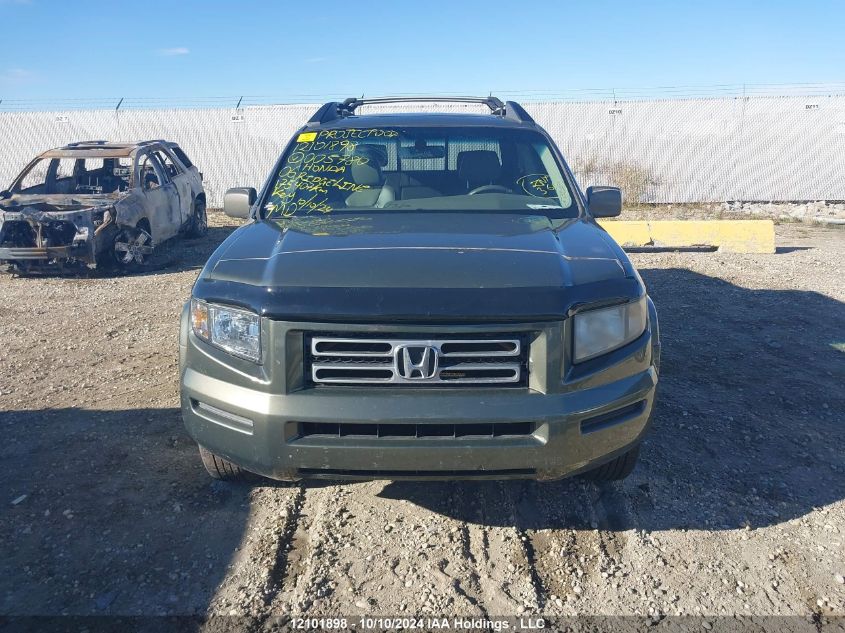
[1,96,843,207]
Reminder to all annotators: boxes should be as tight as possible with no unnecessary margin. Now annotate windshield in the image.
[12,155,133,195]
[263,126,579,219]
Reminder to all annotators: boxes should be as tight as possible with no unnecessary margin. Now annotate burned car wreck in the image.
[0,140,206,272]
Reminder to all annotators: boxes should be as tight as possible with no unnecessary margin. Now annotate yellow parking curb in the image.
[598,220,776,254]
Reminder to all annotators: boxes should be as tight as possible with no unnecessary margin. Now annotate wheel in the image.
[110,224,153,270]
[185,199,208,238]
[198,445,254,482]
[581,444,640,481]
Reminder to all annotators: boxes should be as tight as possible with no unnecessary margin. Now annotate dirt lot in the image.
[1,214,843,626]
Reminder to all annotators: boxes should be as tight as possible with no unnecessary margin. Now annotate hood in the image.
[0,194,115,217]
[194,213,641,322]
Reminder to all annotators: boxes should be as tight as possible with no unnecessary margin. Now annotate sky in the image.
[1,0,844,105]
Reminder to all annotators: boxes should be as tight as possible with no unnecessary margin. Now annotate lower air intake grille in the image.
[307,334,528,387]
[297,468,536,479]
[299,421,534,439]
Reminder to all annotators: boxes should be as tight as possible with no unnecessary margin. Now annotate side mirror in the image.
[224,187,257,219]
[586,186,622,218]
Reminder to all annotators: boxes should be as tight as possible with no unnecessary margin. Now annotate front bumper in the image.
[0,244,91,262]
[179,308,659,481]
[0,211,97,266]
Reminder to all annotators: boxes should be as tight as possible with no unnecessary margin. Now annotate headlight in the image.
[573,296,647,363]
[190,298,261,362]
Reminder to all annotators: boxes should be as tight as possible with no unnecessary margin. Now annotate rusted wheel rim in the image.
[113,228,153,265]
[195,203,208,235]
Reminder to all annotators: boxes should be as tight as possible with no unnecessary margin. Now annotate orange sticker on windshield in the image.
[296,132,318,143]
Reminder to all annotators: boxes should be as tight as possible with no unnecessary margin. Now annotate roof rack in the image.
[308,96,534,125]
[65,140,111,147]
[340,96,506,115]
[60,140,172,153]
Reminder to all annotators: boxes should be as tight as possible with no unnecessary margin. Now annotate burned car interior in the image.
[13,156,133,196]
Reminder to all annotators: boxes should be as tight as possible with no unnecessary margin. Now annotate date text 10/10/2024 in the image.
[290,616,548,631]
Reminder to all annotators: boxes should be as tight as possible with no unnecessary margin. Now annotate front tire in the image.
[109,223,153,271]
[185,199,208,238]
[198,445,254,482]
[581,444,640,481]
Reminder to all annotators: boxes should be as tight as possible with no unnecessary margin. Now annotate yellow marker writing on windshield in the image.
[297,132,318,143]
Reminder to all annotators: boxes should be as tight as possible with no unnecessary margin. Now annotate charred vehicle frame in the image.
[0,140,206,273]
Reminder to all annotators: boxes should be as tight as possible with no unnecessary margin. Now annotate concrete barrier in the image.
[599,219,776,253]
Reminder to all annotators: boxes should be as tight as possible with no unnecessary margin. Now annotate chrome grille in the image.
[308,336,526,386]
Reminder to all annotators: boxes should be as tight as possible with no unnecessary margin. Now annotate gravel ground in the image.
[1,214,843,625]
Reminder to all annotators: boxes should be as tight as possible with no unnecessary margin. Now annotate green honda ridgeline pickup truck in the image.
[179,96,660,483]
